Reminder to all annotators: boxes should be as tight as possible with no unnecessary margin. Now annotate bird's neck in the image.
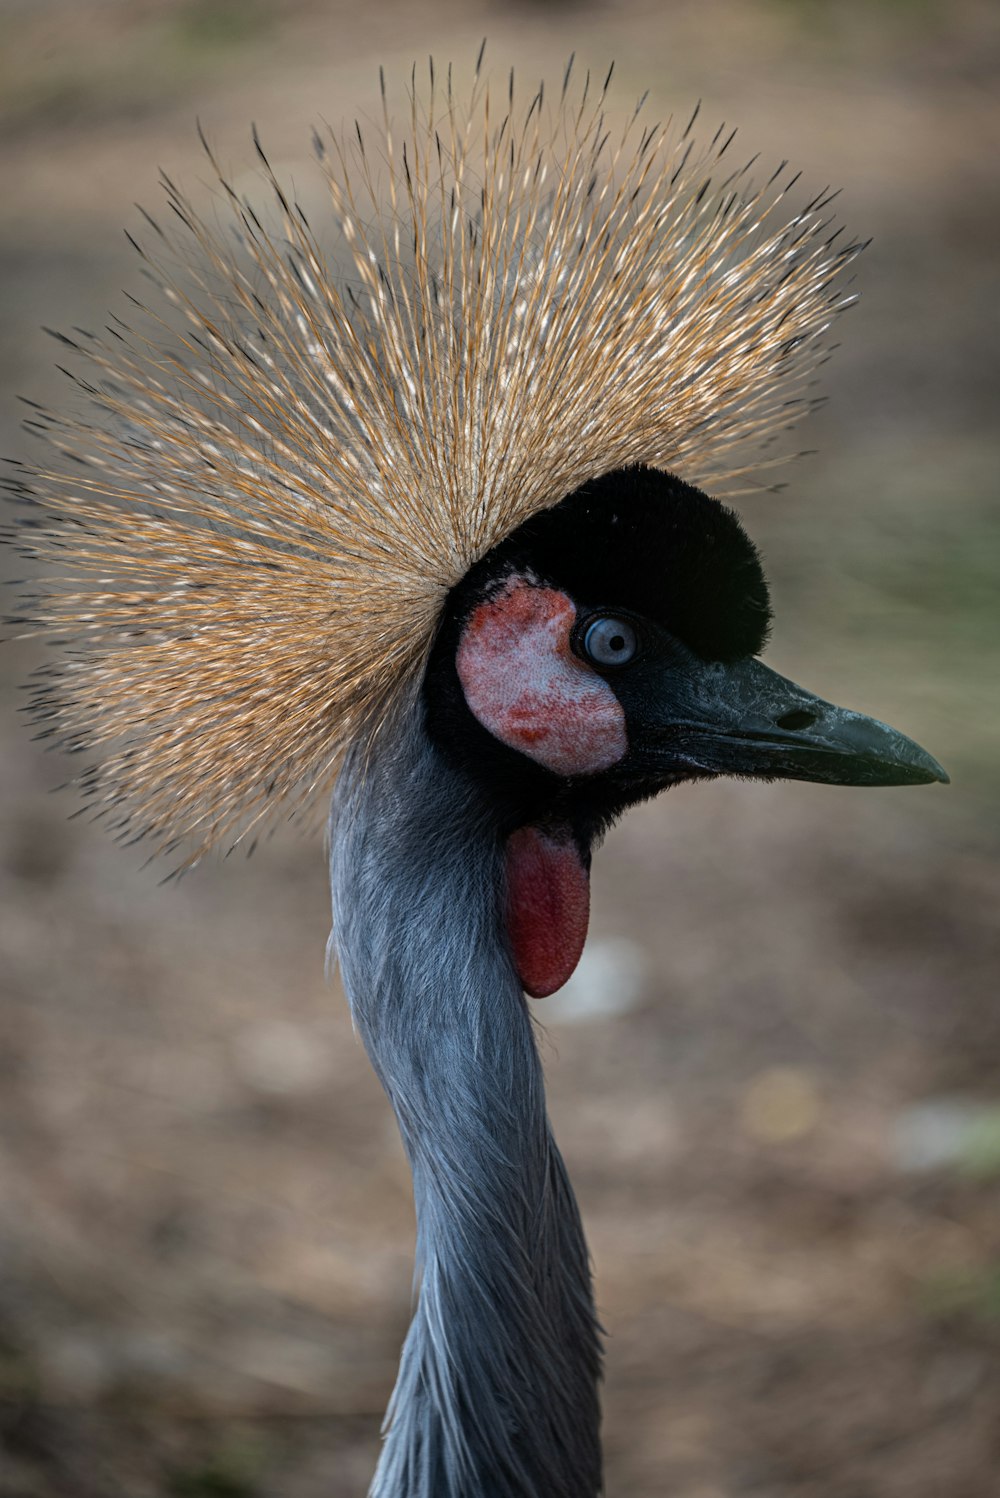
[329,698,602,1498]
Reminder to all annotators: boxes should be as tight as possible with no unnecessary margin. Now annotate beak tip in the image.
[910,745,949,786]
[893,747,949,788]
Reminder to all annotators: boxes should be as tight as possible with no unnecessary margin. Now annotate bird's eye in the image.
[580,616,638,668]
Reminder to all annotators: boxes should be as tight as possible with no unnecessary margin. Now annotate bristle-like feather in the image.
[8,57,862,862]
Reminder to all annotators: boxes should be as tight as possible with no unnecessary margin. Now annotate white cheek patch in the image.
[455,576,628,776]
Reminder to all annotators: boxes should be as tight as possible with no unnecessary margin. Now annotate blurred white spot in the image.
[536,936,647,1023]
[892,1097,1000,1175]
[234,1019,331,1096]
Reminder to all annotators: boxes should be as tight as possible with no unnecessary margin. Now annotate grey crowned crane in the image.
[9,56,946,1498]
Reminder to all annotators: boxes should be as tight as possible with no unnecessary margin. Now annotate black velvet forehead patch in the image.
[457,466,772,663]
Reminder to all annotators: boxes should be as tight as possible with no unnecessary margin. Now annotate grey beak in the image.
[640,655,949,788]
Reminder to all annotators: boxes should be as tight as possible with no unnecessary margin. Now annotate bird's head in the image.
[424,465,947,997]
[14,63,948,903]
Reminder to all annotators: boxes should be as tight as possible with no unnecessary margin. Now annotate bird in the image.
[7,52,947,1498]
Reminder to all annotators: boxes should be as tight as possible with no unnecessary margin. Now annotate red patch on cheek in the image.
[506,825,590,997]
[456,578,627,776]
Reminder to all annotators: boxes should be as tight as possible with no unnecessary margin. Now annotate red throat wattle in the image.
[505,826,590,998]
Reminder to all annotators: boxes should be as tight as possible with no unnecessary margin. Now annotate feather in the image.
[7,54,863,863]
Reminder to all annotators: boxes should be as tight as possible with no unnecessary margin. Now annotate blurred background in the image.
[1,2,998,1495]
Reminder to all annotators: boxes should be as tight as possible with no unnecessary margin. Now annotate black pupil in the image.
[608,634,625,652]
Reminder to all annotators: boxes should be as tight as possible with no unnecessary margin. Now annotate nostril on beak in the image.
[776,709,818,731]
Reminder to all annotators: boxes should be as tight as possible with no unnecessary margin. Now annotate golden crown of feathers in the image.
[8,53,862,863]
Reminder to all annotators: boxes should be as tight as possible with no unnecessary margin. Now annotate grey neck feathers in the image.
[329,697,602,1498]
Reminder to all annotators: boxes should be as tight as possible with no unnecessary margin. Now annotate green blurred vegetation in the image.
[920,1263,1000,1325]
[169,1433,269,1498]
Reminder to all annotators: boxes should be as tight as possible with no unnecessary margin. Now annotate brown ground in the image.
[1,3,999,1495]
